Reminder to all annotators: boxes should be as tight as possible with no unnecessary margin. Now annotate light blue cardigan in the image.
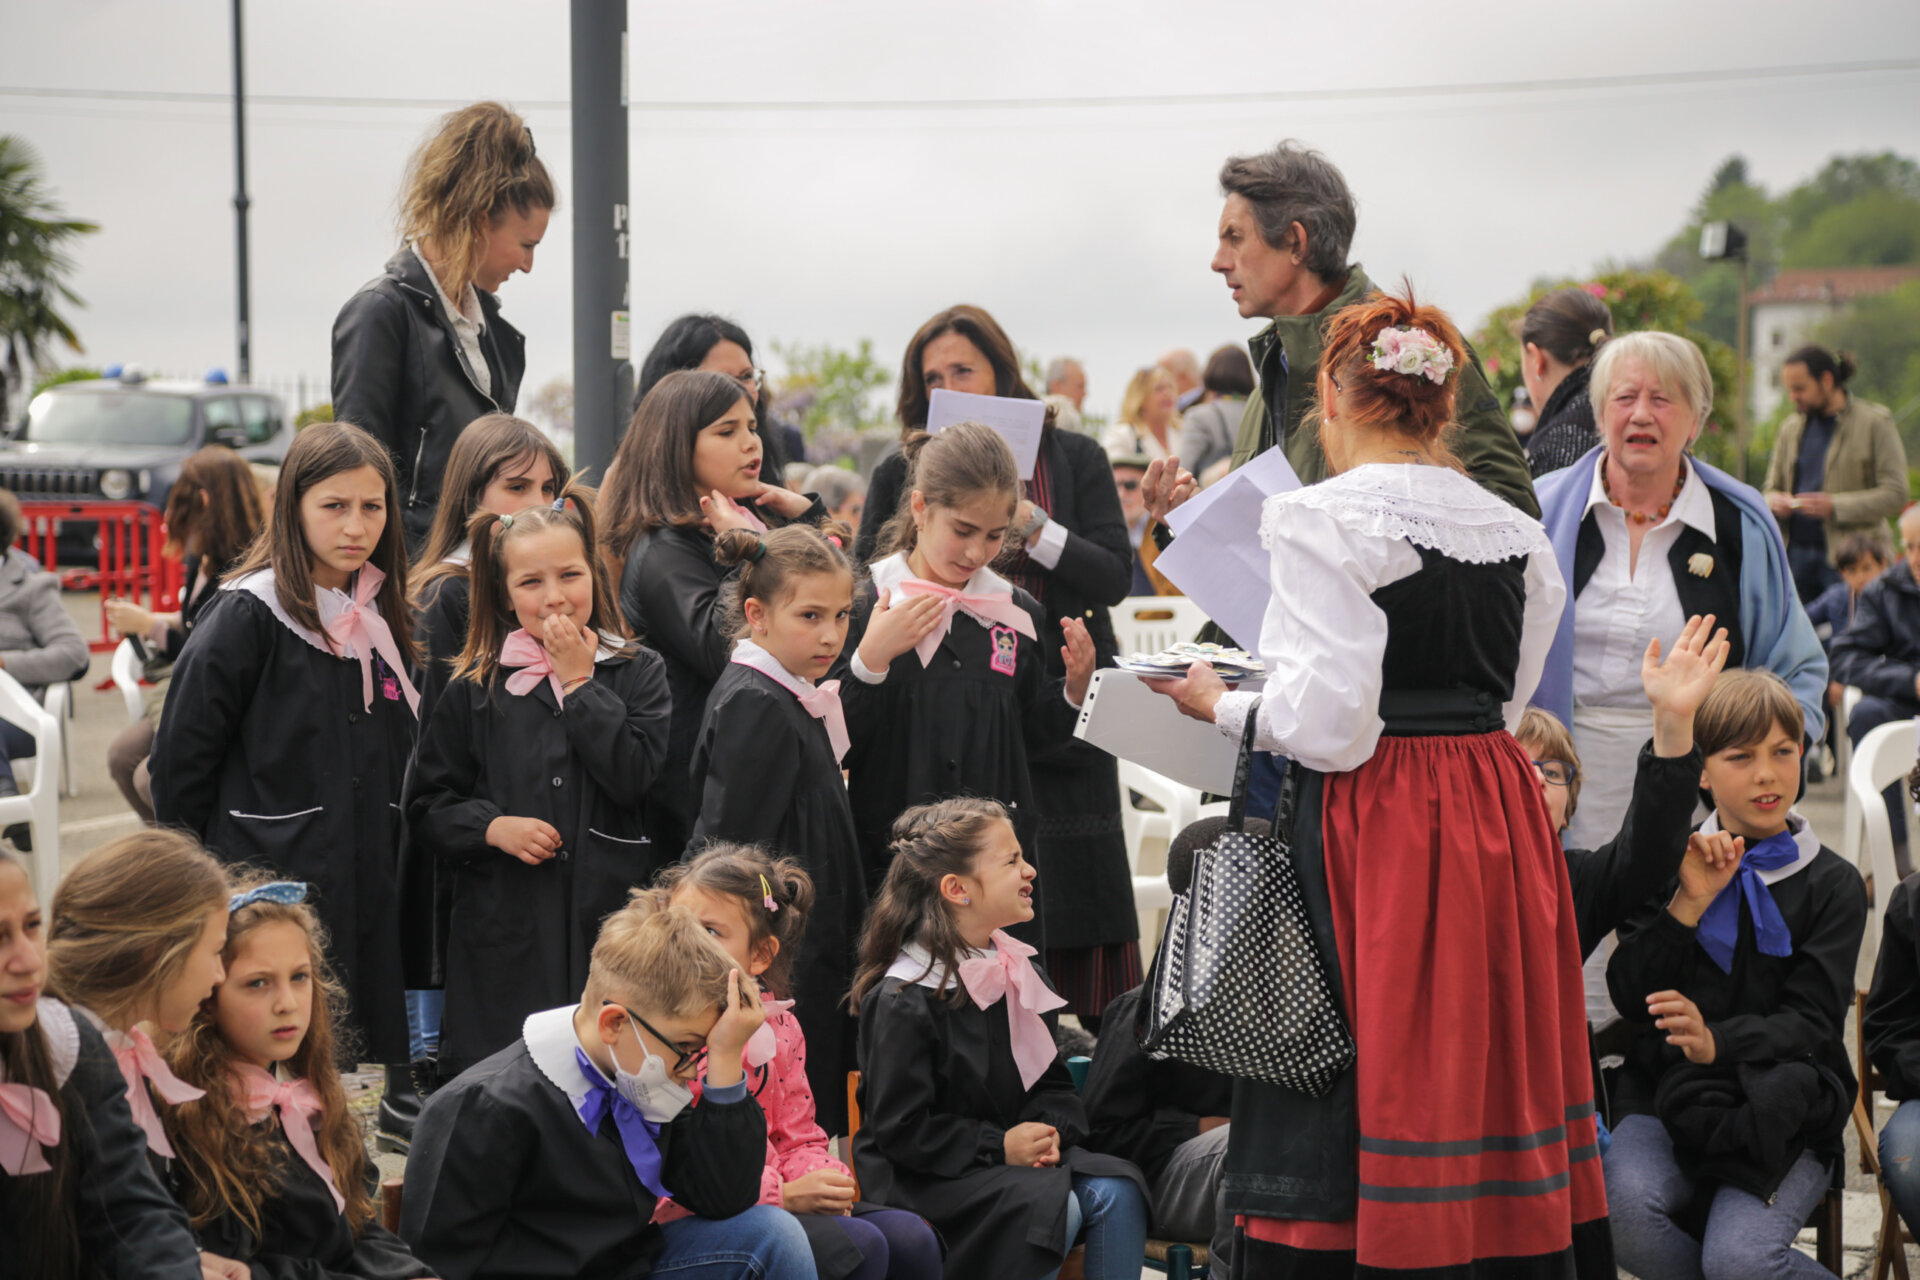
[1530,446,1827,738]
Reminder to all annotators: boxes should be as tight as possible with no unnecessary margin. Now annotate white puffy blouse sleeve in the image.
[1212,497,1420,773]
[1508,546,1567,731]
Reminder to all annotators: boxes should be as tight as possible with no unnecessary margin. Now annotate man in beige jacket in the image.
[1763,344,1909,603]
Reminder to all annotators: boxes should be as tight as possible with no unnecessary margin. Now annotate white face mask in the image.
[613,1027,695,1125]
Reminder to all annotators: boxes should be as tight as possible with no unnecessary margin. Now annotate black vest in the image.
[1572,484,1747,669]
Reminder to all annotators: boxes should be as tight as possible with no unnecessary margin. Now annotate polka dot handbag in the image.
[1140,720,1355,1096]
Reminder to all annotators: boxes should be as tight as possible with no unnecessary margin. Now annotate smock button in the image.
[347,711,360,724]
[351,777,362,790]
[552,776,564,788]
[951,658,962,670]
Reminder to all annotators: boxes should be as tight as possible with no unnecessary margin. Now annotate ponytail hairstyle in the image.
[1520,286,1614,369]
[228,421,418,672]
[849,798,1012,1011]
[1785,344,1857,390]
[713,520,858,640]
[873,424,1022,560]
[453,483,634,690]
[411,413,571,610]
[47,830,229,1033]
[398,101,555,299]
[602,370,758,563]
[163,871,370,1237]
[654,844,814,998]
[1310,284,1469,468]
[163,446,266,569]
[0,850,78,1277]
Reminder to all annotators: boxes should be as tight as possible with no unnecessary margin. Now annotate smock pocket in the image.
[213,805,329,885]
[575,828,655,952]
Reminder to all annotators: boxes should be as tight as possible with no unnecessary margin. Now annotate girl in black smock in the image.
[600,369,826,857]
[150,423,420,1066]
[408,495,670,1074]
[689,522,867,1133]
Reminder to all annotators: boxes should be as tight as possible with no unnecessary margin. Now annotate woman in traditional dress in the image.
[1147,289,1609,1278]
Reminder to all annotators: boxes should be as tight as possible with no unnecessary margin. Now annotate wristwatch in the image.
[1020,505,1050,544]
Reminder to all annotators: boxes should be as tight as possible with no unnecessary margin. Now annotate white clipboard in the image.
[1073,667,1253,793]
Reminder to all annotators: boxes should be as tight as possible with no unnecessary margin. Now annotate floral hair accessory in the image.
[229,881,307,913]
[759,873,780,913]
[1369,326,1456,385]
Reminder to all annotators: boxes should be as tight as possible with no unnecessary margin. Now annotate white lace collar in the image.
[869,553,1016,620]
[1263,463,1553,566]
[1697,810,1822,885]
[523,1004,602,1109]
[224,567,374,658]
[9,998,82,1088]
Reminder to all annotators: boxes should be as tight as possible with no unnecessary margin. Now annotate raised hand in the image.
[1141,456,1197,523]
[1061,616,1096,705]
[704,969,767,1082]
[858,588,946,670]
[1643,614,1731,720]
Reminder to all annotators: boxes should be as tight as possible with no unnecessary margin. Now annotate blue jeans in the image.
[654,1205,815,1278]
[1604,1113,1830,1280]
[1048,1174,1148,1280]
[405,988,443,1062]
[1880,1099,1920,1240]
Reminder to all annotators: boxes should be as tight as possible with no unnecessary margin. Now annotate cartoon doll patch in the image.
[989,624,1019,677]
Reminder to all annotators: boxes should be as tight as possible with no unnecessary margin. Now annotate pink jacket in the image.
[656,1005,847,1220]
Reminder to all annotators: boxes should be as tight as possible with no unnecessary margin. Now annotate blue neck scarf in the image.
[1695,828,1801,974]
[573,1048,670,1198]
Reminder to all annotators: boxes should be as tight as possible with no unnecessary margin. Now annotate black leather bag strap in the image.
[1227,715,1259,833]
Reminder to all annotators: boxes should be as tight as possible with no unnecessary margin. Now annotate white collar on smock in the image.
[1696,810,1822,885]
[731,637,821,696]
[869,552,1018,626]
[523,1004,608,1105]
[224,567,371,658]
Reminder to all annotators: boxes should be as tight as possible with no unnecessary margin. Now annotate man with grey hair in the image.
[1044,356,1087,411]
[1145,138,1536,519]
[1158,348,1203,410]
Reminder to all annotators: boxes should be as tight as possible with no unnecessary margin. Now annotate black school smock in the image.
[406,645,671,1074]
[0,1000,204,1279]
[401,1005,768,1280]
[395,565,471,992]
[150,569,413,1063]
[1866,877,1920,1099]
[1607,812,1868,1139]
[192,1121,433,1279]
[690,644,866,1134]
[852,957,1147,1280]
[836,554,1078,907]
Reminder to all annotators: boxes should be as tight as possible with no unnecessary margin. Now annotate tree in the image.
[0,137,98,418]
[1779,152,1920,241]
[770,338,893,438]
[1650,154,1780,347]
[1781,189,1920,268]
[1817,281,1920,439]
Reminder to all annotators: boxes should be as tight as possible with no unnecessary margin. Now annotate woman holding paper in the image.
[855,303,1139,1025]
[1144,290,1609,1278]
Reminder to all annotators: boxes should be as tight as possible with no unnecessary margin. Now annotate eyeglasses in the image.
[1115,478,1142,492]
[731,369,765,393]
[602,999,701,1074]
[1531,760,1578,788]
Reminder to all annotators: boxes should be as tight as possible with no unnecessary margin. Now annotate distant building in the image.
[1746,265,1920,420]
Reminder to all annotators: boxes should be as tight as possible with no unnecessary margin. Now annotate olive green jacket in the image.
[1227,265,1540,518]
[1761,394,1909,564]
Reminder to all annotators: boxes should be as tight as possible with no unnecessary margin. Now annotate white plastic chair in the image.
[42,679,76,798]
[0,668,62,900]
[1116,758,1226,948]
[111,638,146,724]
[1838,686,1863,866]
[1848,717,1915,952]
[1109,596,1211,660]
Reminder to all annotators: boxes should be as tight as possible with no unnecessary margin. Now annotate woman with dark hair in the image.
[855,304,1138,1024]
[104,448,266,823]
[632,313,802,477]
[601,369,823,856]
[331,101,554,551]
[1519,287,1615,477]
[1175,344,1257,484]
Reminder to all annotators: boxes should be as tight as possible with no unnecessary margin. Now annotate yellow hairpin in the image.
[760,873,780,913]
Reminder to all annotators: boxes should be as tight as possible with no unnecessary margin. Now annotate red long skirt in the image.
[1244,731,1608,1274]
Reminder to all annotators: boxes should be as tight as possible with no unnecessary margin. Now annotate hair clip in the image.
[229,881,307,913]
[749,539,768,563]
[759,873,780,913]
[497,512,515,529]
[826,534,844,550]
[551,496,567,513]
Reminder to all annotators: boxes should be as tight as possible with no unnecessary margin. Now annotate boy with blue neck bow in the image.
[399,891,812,1280]
[1602,669,1866,1280]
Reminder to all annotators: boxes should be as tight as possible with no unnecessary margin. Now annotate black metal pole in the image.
[230,0,251,383]
[569,0,631,479]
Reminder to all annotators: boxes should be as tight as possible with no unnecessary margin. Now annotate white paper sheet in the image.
[1154,448,1302,648]
[925,389,1045,480]
[1074,667,1249,793]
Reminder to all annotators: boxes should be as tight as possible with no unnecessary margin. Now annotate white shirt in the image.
[1571,455,1716,710]
[410,241,492,400]
[1101,420,1173,461]
[1212,465,1565,774]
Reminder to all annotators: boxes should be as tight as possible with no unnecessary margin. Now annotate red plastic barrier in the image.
[17,501,184,652]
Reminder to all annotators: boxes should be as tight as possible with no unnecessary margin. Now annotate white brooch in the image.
[1687,553,1714,578]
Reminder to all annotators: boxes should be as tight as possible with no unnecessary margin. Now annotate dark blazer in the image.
[331,249,525,549]
[1564,742,1705,958]
[1573,484,1750,670]
[1866,877,1920,1099]
[1083,984,1234,1183]
[1831,559,1920,703]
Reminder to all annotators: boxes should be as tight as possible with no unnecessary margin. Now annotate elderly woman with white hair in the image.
[1532,330,1827,1023]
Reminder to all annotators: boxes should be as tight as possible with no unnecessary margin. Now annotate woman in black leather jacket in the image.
[330,101,554,552]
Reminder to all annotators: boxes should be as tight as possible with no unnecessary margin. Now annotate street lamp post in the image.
[1700,220,1750,480]
[230,0,251,384]
[568,0,632,480]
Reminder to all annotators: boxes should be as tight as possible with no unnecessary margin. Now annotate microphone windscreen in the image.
[1166,815,1269,894]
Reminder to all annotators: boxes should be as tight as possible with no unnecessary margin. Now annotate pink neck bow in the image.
[897,577,1036,666]
[107,1026,203,1159]
[730,644,850,762]
[743,997,797,1070]
[958,930,1067,1090]
[323,566,421,716]
[0,1081,61,1175]
[501,628,567,702]
[234,1064,344,1213]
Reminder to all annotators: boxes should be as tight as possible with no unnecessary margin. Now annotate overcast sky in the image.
[5,0,1919,434]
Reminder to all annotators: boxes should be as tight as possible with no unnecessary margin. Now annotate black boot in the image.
[375,1063,422,1154]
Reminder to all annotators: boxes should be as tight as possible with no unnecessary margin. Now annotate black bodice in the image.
[1371,544,1526,701]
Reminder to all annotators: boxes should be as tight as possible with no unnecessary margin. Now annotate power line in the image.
[1,56,1915,115]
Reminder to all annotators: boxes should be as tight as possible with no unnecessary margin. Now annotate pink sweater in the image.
[656,1006,847,1220]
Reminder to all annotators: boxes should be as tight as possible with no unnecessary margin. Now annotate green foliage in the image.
[1817,281,1920,439]
[294,401,334,431]
[0,137,99,412]
[771,338,894,438]
[1782,190,1920,268]
[1779,153,1920,240]
[29,366,100,396]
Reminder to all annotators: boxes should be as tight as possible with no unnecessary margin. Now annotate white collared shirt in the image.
[1571,456,1717,710]
[411,241,492,400]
